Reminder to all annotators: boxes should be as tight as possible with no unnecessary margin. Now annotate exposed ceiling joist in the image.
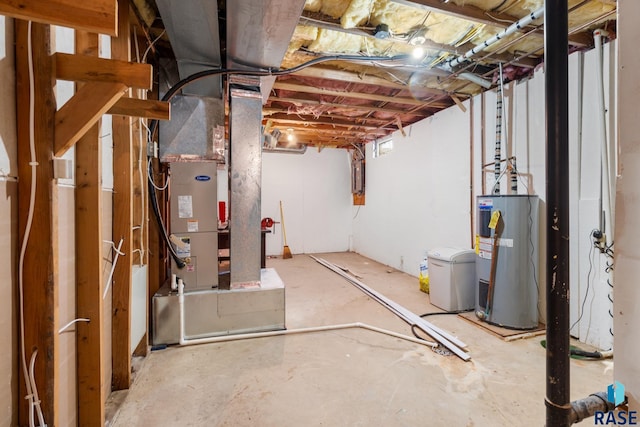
[273,82,447,106]
[268,96,446,113]
[266,114,391,130]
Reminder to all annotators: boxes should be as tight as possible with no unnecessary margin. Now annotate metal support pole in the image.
[229,75,263,287]
[544,1,571,426]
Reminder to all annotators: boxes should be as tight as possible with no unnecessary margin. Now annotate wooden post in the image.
[75,31,106,427]
[15,21,59,427]
[111,0,134,390]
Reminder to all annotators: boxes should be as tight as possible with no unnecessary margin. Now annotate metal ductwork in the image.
[263,145,308,155]
[226,0,306,101]
[155,0,222,98]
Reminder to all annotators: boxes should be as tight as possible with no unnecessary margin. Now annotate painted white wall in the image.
[352,103,472,277]
[615,0,640,411]
[0,15,18,427]
[261,148,353,256]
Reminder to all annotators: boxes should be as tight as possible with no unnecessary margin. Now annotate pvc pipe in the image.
[448,6,544,69]
[594,29,614,239]
[311,255,467,348]
[310,256,470,361]
[176,281,437,348]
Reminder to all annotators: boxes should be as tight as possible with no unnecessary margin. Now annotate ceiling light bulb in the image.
[287,134,293,142]
[412,47,425,59]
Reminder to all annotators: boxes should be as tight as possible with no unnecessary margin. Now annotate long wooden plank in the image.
[268,96,447,113]
[54,53,152,89]
[15,21,59,427]
[273,82,436,107]
[0,0,117,36]
[108,97,170,120]
[75,30,105,427]
[54,81,127,157]
[111,0,134,391]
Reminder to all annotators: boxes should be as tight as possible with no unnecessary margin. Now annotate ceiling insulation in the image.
[136,0,618,149]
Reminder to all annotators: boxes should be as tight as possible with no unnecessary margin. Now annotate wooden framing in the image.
[54,53,152,89]
[272,82,441,106]
[108,97,170,120]
[111,0,134,390]
[54,81,127,156]
[0,0,117,36]
[74,30,106,427]
[15,21,59,427]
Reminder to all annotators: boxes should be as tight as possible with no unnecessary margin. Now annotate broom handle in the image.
[279,201,288,245]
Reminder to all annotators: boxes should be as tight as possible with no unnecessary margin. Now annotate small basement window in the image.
[373,137,393,158]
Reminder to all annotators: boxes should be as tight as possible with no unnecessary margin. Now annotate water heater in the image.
[476,195,539,329]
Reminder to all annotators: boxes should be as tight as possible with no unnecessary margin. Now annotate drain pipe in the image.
[177,282,437,348]
[594,29,614,238]
[544,0,571,425]
[448,6,544,69]
[569,392,616,424]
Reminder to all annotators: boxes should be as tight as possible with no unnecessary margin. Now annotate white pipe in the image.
[594,29,614,239]
[310,256,471,361]
[459,72,492,89]
[176,282,437,348]
[448,6,544,69]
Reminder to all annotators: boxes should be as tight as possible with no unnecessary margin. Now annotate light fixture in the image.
[412,46,425,59]
[409,27,428,46]
[286,128,294,143]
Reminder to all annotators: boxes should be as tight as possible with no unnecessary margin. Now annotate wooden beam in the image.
[15,21,58,427]
[264,110,392,125]
[108,97,170,120]
[75,30,105,427]
[1,0,117,36]
[111,0,134,392]
[54,81,127,157]
[54,53,152,89]
[265,115,389,130]
[268,96,447,113]
[272,82,439,107]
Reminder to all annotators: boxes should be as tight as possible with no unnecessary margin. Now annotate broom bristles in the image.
[282,245,292,259]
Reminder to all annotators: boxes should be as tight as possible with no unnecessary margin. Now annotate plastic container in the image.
[419,257,429,293]
[427,248,476,311]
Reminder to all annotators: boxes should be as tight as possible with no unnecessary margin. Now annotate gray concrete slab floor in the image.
[109,252,612,427]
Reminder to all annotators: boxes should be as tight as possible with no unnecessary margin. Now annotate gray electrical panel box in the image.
[476,195,539,329]
[169,162,218,290]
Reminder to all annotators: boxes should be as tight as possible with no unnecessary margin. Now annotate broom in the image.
[279,201,292,259]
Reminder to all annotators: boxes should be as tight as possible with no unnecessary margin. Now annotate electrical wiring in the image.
[147,158,169,190]
[18,21,47,427]
[142,29,166,63]
[569,230,597,334]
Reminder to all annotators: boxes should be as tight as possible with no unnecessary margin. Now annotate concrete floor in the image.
[110,252,612,426]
